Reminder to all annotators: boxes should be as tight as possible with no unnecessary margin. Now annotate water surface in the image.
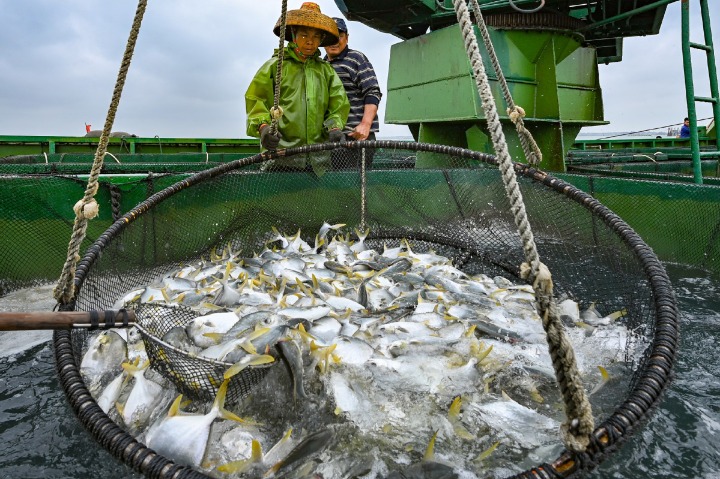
[0,266,717,478]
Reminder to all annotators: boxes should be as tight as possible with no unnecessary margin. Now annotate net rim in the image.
[53,140,679,479]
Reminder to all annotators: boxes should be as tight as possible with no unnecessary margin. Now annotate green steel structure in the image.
[681,0,720,184]
[0,135,259,157]
[385,23,604,171]
[337,0,682,171]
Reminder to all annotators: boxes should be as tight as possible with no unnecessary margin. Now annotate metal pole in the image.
[580,0,677,32]
[700,0,720,152]
[681,0,703,184]
[360,148,367,232]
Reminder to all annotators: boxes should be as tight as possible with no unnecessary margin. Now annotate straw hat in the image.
[273,2,339,47]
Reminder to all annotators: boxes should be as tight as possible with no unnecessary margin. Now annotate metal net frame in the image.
[53,140,678,478]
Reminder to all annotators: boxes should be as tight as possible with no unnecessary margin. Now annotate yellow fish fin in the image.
[168,394,184,417]
[474,441,500,462]
[423,430,438,462]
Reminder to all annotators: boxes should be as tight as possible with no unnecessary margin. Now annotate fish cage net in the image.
[51,141,678,479]
[0,151,258,296]
[566,148,720,184]
[562,149,720,275]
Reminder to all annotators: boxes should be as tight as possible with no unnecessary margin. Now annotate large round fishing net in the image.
[54,141,678,479]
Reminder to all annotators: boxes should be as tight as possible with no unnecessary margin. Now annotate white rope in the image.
[452,0,594,453]
[53,0,148,305]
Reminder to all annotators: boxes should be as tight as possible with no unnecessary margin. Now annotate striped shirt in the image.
[325,47,382,133]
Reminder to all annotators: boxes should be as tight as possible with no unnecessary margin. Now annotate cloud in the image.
[0,1,716,138]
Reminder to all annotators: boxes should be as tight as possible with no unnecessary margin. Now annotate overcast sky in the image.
[0,1,717,139]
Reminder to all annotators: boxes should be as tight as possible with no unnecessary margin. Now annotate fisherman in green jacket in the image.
[245,2,350,172]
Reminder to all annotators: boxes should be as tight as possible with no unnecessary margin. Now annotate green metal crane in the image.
[335,0,718,172]
[681,0,720,184]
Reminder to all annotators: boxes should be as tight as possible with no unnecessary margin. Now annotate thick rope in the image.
[109,184,122,222]
[270,0,289,135]
[452,0,594,452]
[53,0,148,305]
[468,0,542,166]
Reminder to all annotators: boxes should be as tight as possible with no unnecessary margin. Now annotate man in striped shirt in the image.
[324,17,382,168]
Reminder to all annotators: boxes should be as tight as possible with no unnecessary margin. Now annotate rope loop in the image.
[73,199,100,220]
[520,260,552,295]
[507,105,526,123]
[270,105,284,121]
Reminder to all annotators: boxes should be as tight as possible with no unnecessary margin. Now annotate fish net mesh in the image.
[130,303,276,404]
[48,141,677,478]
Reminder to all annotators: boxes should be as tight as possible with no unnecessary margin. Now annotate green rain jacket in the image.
[246,45,350,170]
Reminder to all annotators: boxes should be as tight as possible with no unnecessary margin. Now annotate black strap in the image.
[89,310,99,330]
[118,308,130,328]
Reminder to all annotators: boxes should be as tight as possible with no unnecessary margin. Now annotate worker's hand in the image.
[328,128,346,144]
[349,123,371,141]
[259,124,282,150]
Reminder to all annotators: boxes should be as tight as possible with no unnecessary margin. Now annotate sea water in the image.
[1,265,718,478]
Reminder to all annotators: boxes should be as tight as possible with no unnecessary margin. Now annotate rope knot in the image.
[270,106,284,121]
[507,105,526,123]
[520,261,553,296]
[73,199,100,220]
[561,419,592,452]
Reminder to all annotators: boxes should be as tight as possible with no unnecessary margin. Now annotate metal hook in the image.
[435,0,453,11]
[508,0,545,14]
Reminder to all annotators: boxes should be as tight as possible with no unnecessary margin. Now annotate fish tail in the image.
[448,396,462,419]
[251,439,263,463]
[224,354,274,379]
[121,358,149,375]
[213,380,259,425]
[423,430,438,461]
[202,332,224,344]
[240,340,259,355]
[590,365,611,395]
[168,394,184,417]
[216,439,263,474]
[474,343,494,363]
[475,441,500,462]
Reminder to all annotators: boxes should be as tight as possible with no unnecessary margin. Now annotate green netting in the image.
[47,141,677,479]
[2,146,717,299]
[567,149,720,185]
[556,166,720,273]
[0,172,206,296]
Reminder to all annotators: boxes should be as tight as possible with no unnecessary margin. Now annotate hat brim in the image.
[273,9,339,47]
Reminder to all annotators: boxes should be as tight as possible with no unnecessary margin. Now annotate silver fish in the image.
[117,360,164,432]
[185,311,239,348]
[279,306,331,321]
[265,428,335,477]
[80,330,127,393]
[277,339,308,401]
[162,326,201,355]
[96,370,127,414]
[144,380,246,467]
